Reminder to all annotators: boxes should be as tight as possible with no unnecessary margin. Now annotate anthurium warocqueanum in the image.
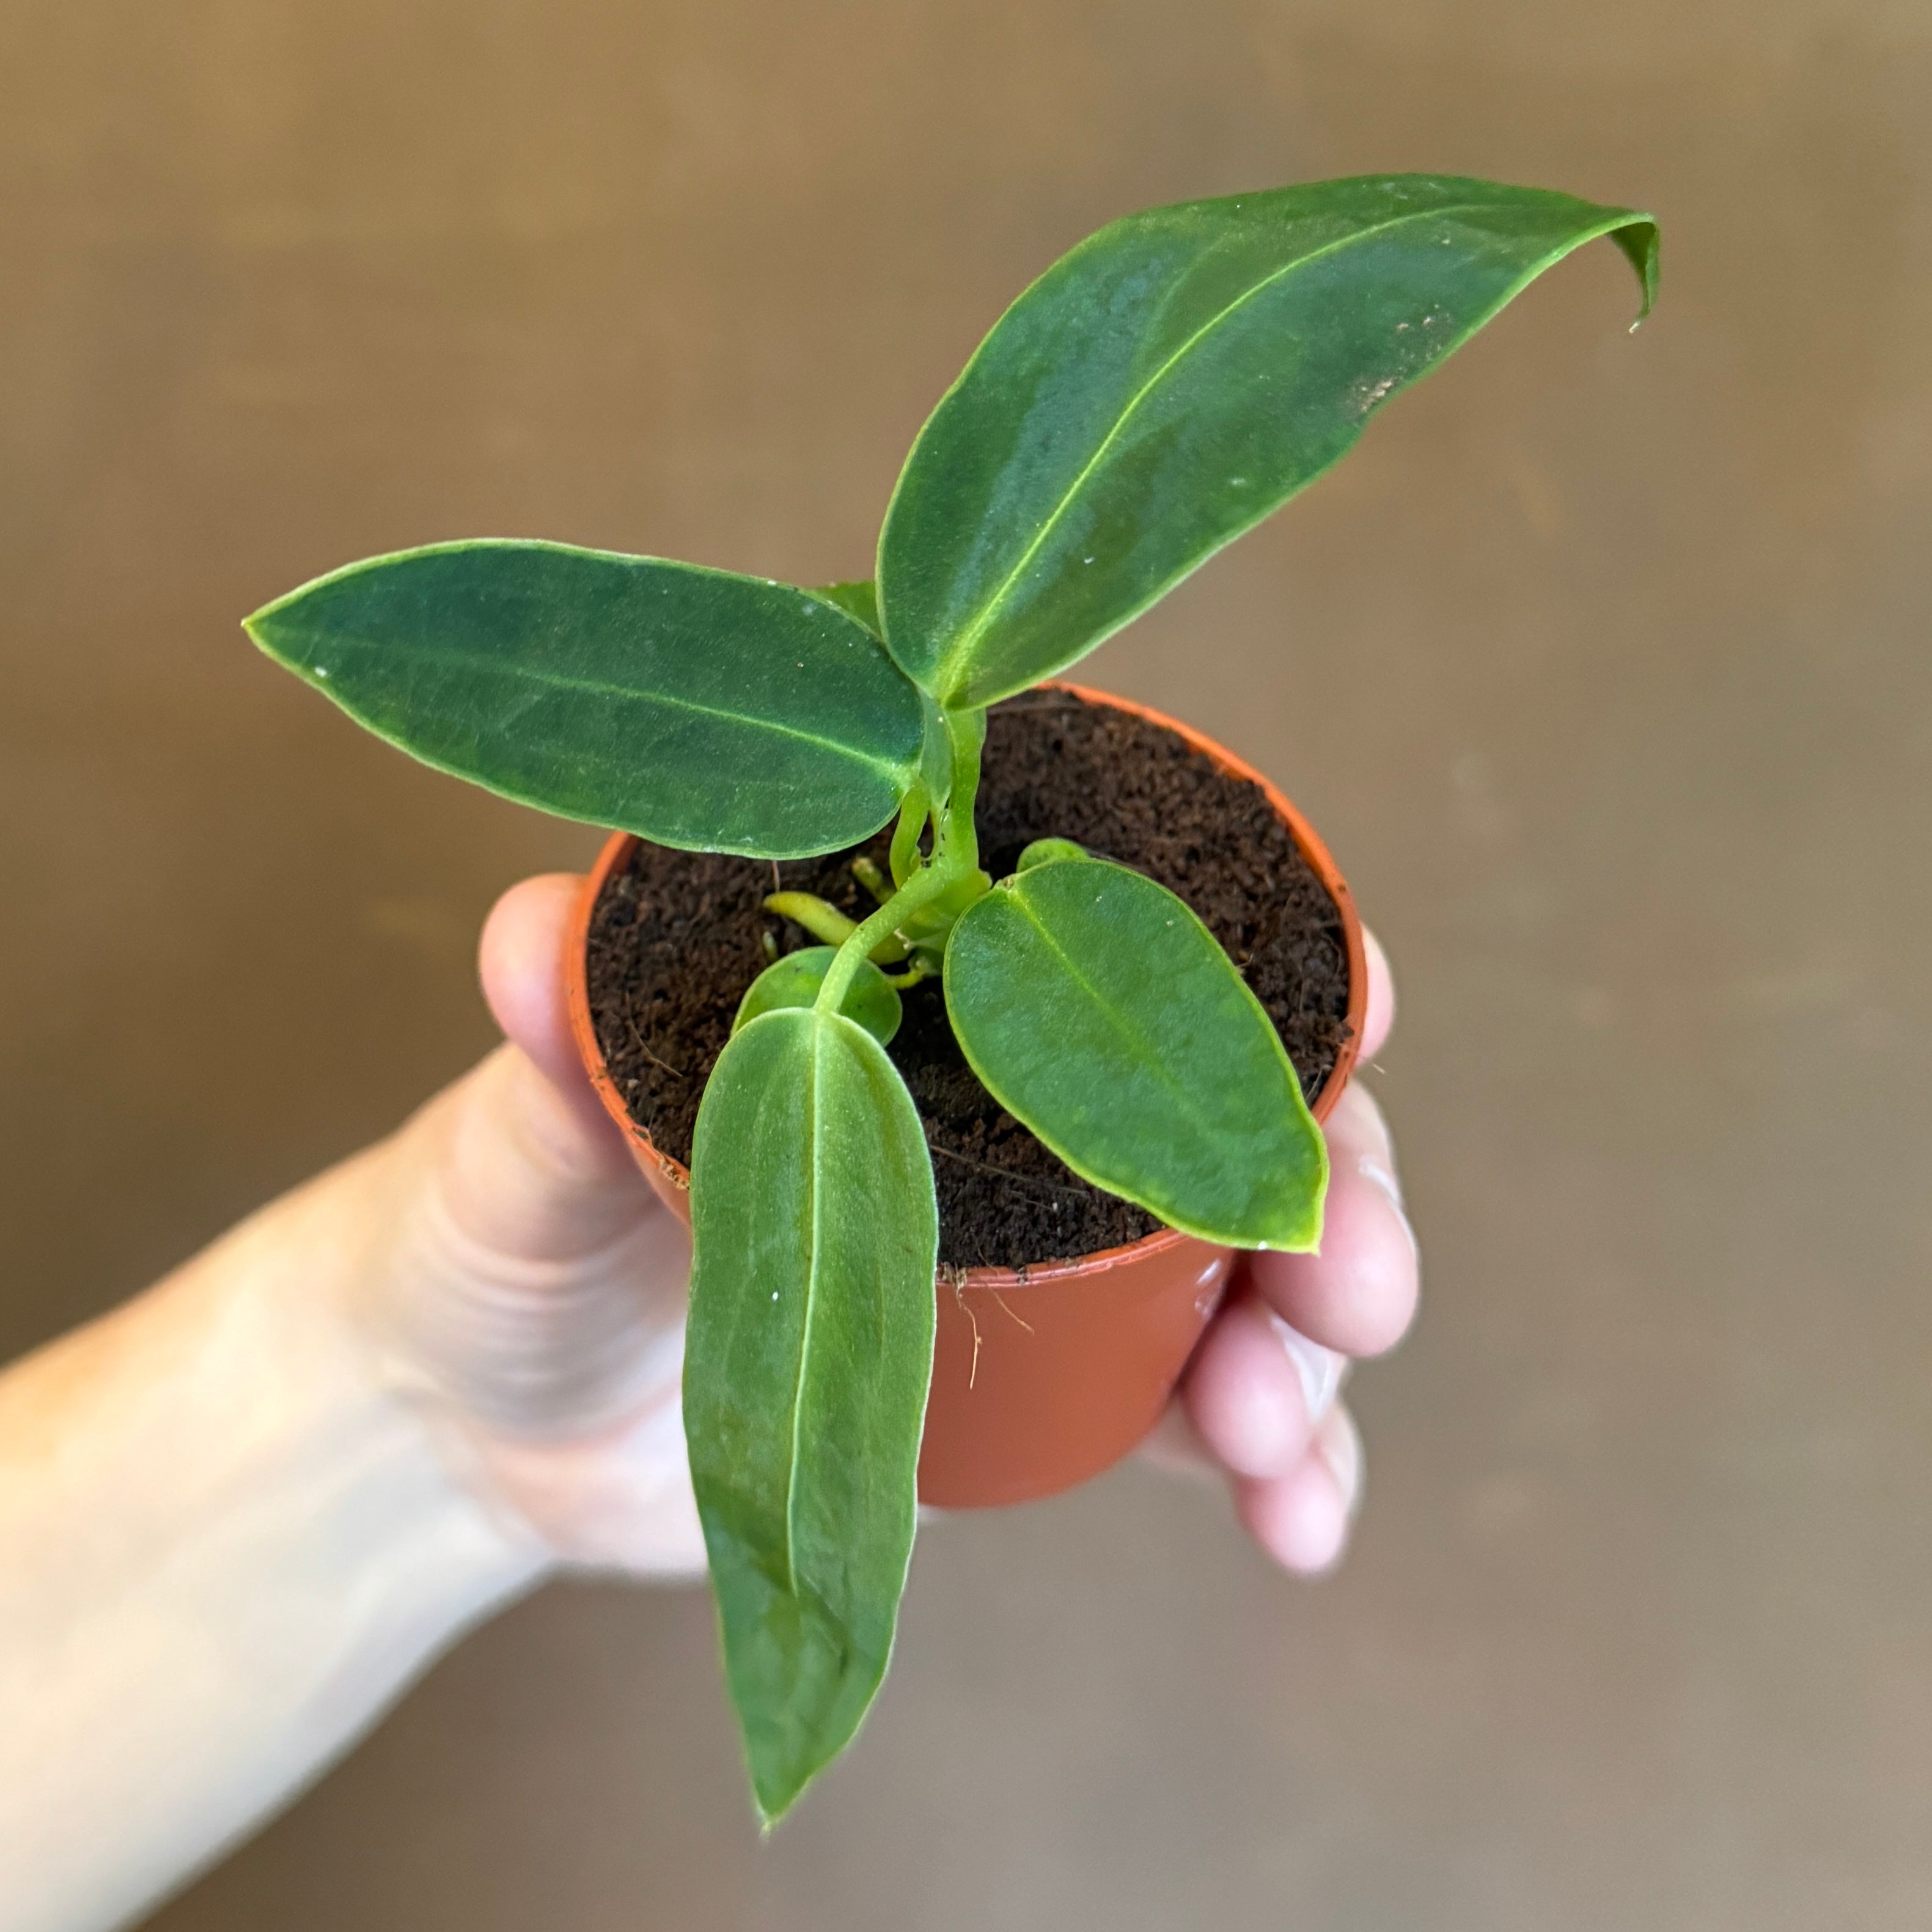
[247,176,1657,1822]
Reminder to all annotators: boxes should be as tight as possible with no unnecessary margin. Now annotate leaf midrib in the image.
[274,626,916,780]
[784,1014,828,1597]
[933,201,1492,696]
[1005,879,1264,1155]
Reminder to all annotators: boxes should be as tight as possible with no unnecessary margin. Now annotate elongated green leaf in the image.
[944,858,1326,1247]
[247,541,925,859]
[733,946,903,1046]
[879,175,1658,707]
[686,1007,938,1822]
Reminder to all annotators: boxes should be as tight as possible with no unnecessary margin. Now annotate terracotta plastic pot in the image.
[565,683,1367,1510]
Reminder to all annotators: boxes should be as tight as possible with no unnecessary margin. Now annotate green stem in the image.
[888,784,928,888]
[764,891,859,949]
[817,707,988,1019]
[850,855,895,906]
[940,708,986,875]
[815,858,959,1016]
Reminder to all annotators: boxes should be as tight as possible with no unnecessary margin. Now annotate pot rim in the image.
[564,680,1368,1289]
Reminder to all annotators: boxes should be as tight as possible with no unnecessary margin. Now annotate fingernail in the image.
[1318,1406,1364,1519]
[1269,1313,1343,1424]
[1357,1155,1403,1209]
[1355,1156,1419,1276]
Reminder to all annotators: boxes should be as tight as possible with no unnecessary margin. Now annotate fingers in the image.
[1233,1403,1362,1575]
[1251,1082,1418,1357]
[1180,1285,1345,1480]
[1147,1385,1367,1577]
[1175,1282,1362,1576]
[1142,925,1403,1578]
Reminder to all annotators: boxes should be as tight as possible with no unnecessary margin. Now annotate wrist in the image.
[0,1151,549,1932]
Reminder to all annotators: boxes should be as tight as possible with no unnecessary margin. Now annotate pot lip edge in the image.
[564,680,1368,1290]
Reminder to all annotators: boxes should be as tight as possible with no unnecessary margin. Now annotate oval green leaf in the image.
[246,541,926,859]
[733,946,903,1046]
[686,1007,938,1823]
[878,174,1658,707]
[1016,837,1087,871]
[944,858,1326,1248]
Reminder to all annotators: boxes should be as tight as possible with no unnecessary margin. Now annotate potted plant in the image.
[247,173,1656,1822]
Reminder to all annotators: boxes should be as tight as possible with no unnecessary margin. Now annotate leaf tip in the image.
[1609,213,1661,329]
[240,606,294,670]
[748,1753,815,1832]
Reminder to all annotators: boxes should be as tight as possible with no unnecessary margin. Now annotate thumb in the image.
[479,873,637,1160]
[416,875,660,1266]
[366,877,686,1438]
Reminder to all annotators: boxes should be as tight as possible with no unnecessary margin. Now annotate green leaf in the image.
[812,579,882,636]
[806,579,952,807]
[685,1007,938,1822]
[944,858,1326,1248]
[1016,837,1087,870]
[247,541,926,859]
[734,946,904,1046]
[878,175,1658,707]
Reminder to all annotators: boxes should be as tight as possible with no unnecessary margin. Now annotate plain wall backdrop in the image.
[2,1,1930,1925]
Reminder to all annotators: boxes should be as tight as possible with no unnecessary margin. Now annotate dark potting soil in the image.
[586,689,1353,1271]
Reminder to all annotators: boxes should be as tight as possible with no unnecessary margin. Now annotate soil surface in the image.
[586,688,1352,1270]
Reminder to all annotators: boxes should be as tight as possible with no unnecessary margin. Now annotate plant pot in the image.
[564,683,1367,1510]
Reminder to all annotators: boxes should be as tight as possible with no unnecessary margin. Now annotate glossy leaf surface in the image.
[809,579,955,810]
[686,1008,938,1821]
[878,175,1658,706]
[945,859,1326,1247]
[733,946,903,1046]
[248,541,925,858]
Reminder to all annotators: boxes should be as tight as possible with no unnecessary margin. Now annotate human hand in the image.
[349,873,705,1576]
[365,876,1412,1581]
[1144,930,1415,1574]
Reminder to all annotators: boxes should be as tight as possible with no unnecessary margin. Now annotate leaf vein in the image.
[1007,891,1235,1145]
[784,1015,827,1597]
[937,203,1488,691]
[296,631,915,780]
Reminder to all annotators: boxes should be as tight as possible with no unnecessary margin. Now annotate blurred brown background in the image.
[4,0,1930,1925]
